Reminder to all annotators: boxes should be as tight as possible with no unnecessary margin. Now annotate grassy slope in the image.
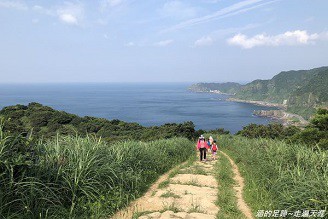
[217,135,328,214]
[0,132,194,218]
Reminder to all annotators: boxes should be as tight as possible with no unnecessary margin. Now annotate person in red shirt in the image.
[211,140,218,160]
[196,135,209,161]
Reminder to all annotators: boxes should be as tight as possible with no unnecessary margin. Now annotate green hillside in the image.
[0,102,196,141]
[189,66,328,118]
[188,82,242,94]
[288,70,328,117]
[235,66,328,104]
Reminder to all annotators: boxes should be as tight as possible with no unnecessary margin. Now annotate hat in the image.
[199,135,204,139]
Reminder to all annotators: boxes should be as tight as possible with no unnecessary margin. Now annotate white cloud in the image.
[154,40,174,47]
[100,0,123,11]
[163,0,278,32]
[31,2,84,26]
[33,5,42,10]
[227,30,321,49]
[59,13,78,25]
[32,5,54,16]
[194,36,213,47]
[57,2,84,25]
[0,1,28,10]
[161,1,197,20]
[193,23,259,48]
[125,42,135,47]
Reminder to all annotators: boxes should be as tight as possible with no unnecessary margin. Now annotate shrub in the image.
[0,103,197,141]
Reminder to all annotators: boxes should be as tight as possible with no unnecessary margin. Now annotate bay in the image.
[0,83,276,133]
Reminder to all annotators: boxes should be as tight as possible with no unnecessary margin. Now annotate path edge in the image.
[220,151,254,219]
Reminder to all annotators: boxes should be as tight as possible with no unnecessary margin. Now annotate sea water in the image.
[0,83,275,133]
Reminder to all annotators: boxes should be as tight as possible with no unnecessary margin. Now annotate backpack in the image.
[200,141,206,148]
[212,144,217,151]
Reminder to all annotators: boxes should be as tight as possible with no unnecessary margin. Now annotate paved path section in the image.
[113,151,254,219]
[112,156,219,219]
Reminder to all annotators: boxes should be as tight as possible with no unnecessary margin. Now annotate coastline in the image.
[227,97,286,109]
[190,89,308,127]
[227,98,309,127]
[188,89,234,96]
[253,110,309,127]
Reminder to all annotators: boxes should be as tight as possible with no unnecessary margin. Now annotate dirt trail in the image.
[220,151,254,219]
[112,156,219,219]
[112,152,254,219]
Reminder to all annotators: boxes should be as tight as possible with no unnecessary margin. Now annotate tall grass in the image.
[219,135,328,213]
[0,128,194,218]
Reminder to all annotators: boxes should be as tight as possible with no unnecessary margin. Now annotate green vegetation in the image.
[188,198,206,214]
[237,108,328,149]
[214,155,245,219]
[132,211,155,219]
[219,135,328,213]
[1,99,327,218]
[236,123,301,140]
[160,191,181,198]
[235,66,328,118]
[0,102,196,141]
[0,125,194,218]
[158,179,170,189]
[179,165,208,175]
[161,202,182,213]
[171,178,201,187]
[189,82,242,94]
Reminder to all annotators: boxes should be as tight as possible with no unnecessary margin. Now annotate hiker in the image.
[209,136,214,145]
[211,140,218,160]
[207,136,212,150]
[197,135,208,161]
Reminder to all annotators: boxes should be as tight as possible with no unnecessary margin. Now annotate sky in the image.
[0,0,328,83]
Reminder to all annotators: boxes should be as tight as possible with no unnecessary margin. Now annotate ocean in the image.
[0,83,276,133]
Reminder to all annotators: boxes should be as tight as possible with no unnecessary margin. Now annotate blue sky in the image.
[0,0,328,83]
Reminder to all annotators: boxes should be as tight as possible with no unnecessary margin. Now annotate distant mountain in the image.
[235,67,328,103]
[188,82,242,94]
[189,66,328,119]
[287,69,328,118]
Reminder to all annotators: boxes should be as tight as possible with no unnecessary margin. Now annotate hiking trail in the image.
[112,152,253,219]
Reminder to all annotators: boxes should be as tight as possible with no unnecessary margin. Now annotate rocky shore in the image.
[190,89,309,127]
[227,98,286,109]
[253,110,309,127]
[227,98,309,127]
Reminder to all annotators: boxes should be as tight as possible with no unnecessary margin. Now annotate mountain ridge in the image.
[189,66,328,119]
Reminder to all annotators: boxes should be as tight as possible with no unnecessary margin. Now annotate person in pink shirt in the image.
[197,135,209,162]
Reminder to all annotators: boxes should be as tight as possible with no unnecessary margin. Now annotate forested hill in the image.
[0,102,196,141]
[188,82,242,94]
[189,66,328,118]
